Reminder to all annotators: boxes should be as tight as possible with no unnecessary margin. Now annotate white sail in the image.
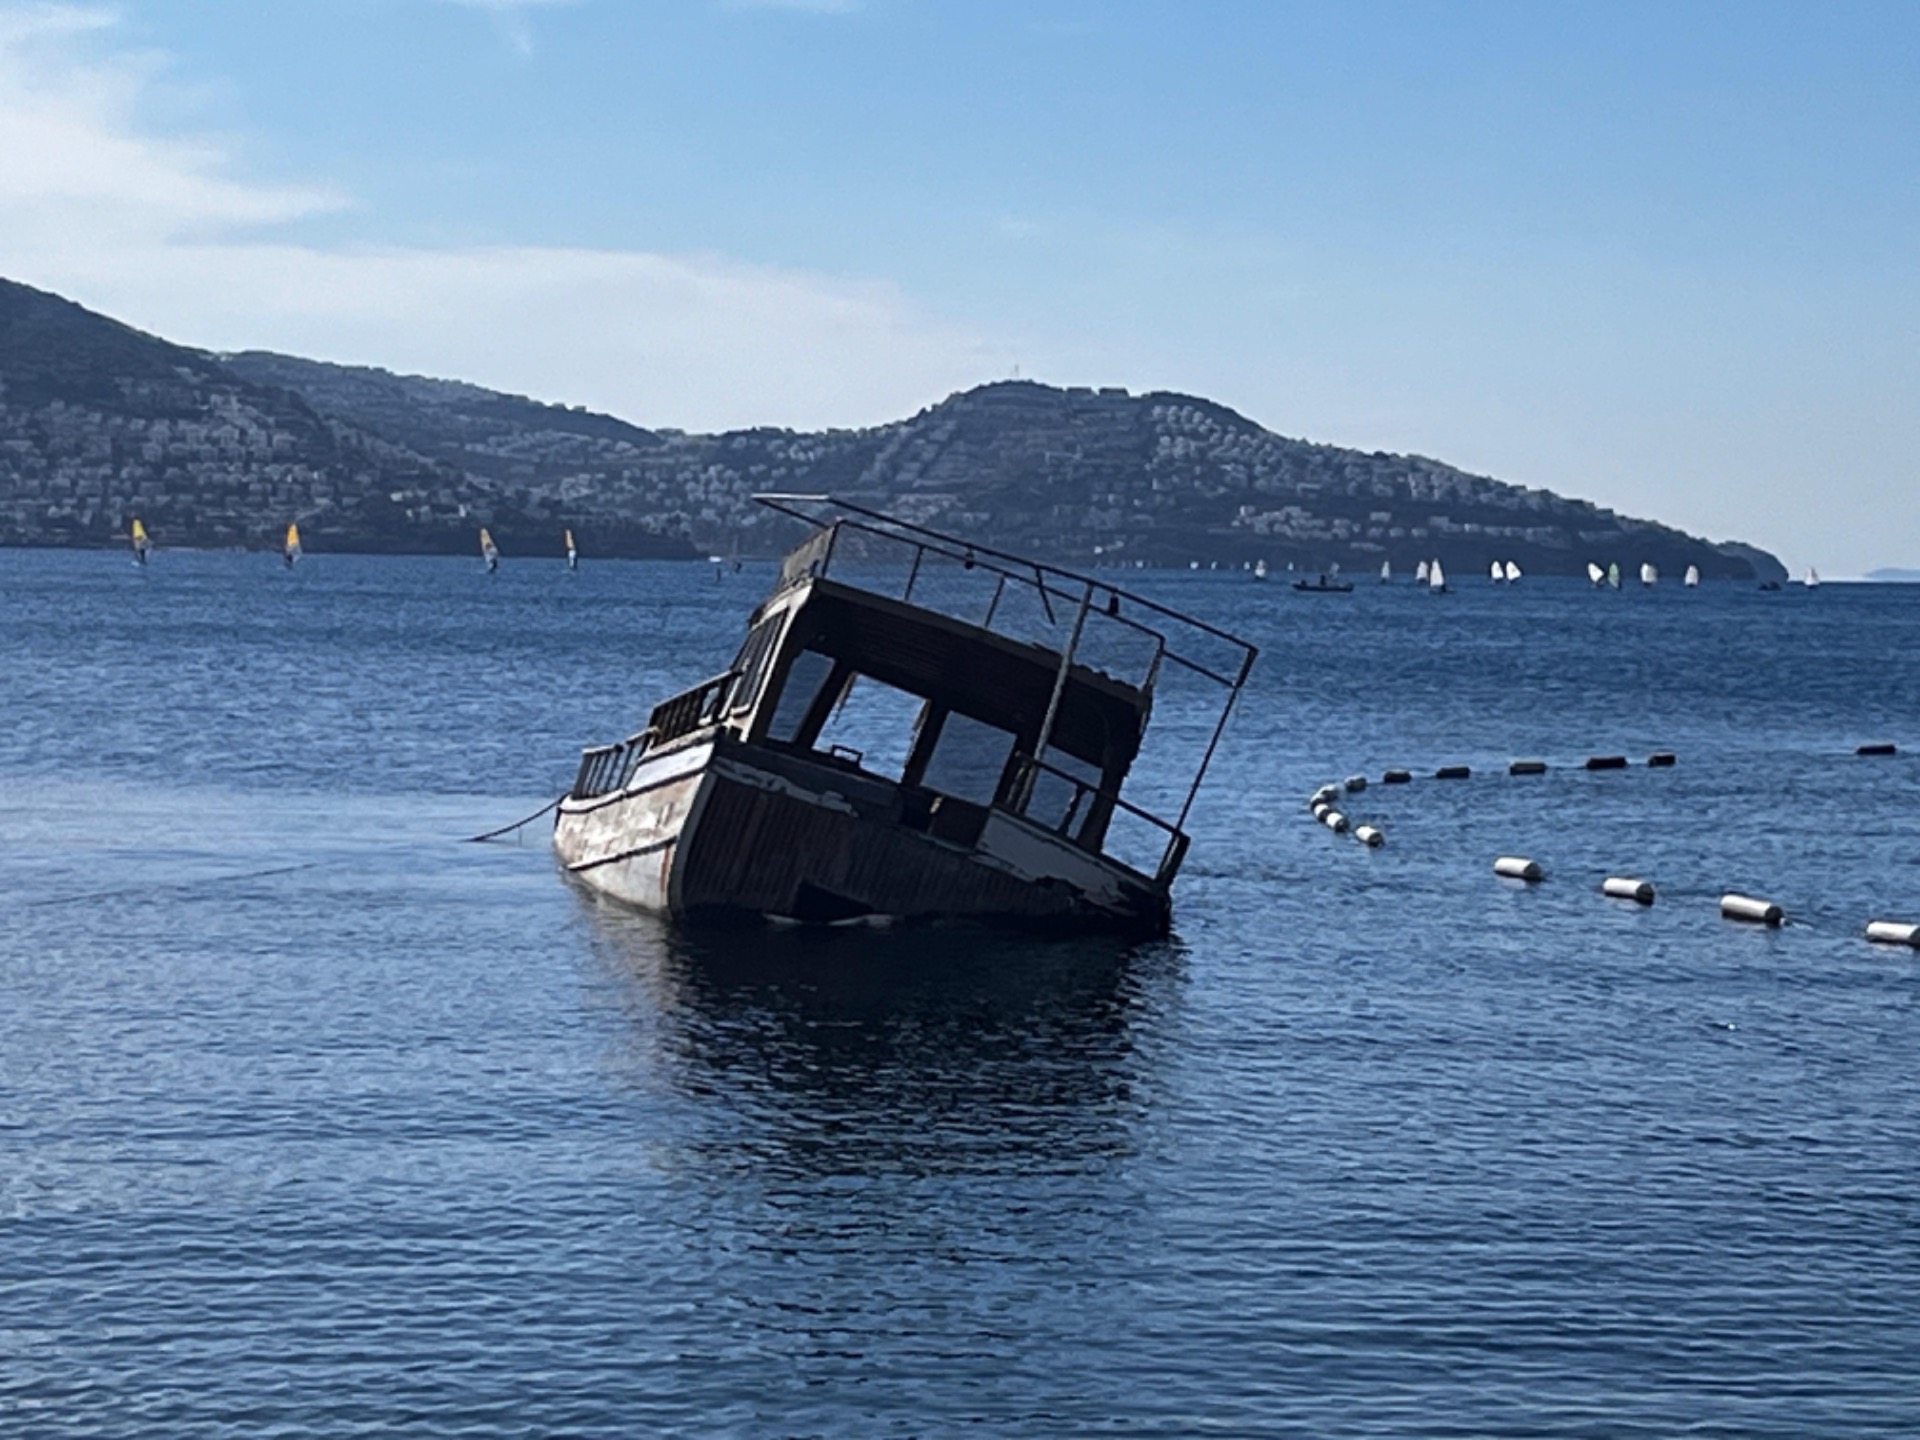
[1684,564,1700,588]
[1608,562,1622,589]
[1254,558,1268,579]
[1428,558,1446,591]
[1490,560,1504,583]
[1640,562,1658,587]
[1380,560,1391,583]
[1807,567,1821,588]
[1588,562,1604,585]
[1504,560,1521,582]
[1416,559,1430,583]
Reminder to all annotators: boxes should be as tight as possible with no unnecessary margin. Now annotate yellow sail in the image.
[480,527,495,554]
[131,518,148,544]
[285,523,301,553]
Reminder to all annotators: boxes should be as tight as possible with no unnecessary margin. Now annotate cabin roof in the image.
[779,577,1148,772]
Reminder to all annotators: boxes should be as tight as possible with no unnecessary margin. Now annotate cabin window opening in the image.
[730,618,782,712]
[1023,747,1105,836]
[920,712,1017,807]
[812,674,926,782]
[765,649,835,743]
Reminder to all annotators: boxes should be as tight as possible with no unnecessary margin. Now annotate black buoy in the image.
[1857,742,1898,757]
[1382,769,1413,785]
[1585,755,1628,771]
[1435,765,1471,780]
[1647,752,1677,767]
[1509,759,1548,776]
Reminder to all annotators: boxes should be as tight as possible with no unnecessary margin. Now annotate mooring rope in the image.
[464,795,562,844]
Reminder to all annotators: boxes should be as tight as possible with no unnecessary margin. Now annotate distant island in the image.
[0,276,1786,579]
[1865,568,1920,583]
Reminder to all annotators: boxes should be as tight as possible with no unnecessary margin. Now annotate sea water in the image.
[3,551,1918,1436]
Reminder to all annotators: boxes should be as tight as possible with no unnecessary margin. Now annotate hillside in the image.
[1,277,1782,578]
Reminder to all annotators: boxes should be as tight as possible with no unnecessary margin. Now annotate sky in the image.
[0,1,1915,574]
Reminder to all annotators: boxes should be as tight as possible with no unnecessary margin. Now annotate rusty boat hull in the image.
[554,734,1171,934]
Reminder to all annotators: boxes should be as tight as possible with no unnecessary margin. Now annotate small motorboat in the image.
[553,495,1257,935]
[1292,574,1354,593]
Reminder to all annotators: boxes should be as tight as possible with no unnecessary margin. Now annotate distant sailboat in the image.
[1428,558,1448,594]
[1253,558,1268,580]
[1588,562,1605,586]
[1490,560,1504,584]
[1416,559,1430,584]
[1379,560,1391,584]
[481,527,500,573]
[283,522,301,568]
[1806,567,1821,588]
[1684,564,1700,588]
[1504,560,1521,583]
[1607,562,1622,589]
[1640,562,1659,587]
[565,528,578,570]
[130,517,150,566]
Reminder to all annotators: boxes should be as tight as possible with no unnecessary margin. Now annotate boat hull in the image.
[554,736,1169,934]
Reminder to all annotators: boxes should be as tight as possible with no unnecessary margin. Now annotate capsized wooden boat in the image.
[553,495,1258,935]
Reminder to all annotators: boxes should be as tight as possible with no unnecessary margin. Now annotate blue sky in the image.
[1,1,1914,573]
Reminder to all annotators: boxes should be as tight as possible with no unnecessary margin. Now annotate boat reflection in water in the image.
[577,895,1183,1179]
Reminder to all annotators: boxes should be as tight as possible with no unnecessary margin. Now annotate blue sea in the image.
[4,550,1918,1436]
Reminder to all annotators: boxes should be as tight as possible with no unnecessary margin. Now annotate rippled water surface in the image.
[5,551,1919,1436]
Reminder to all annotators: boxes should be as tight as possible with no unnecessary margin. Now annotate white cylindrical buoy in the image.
[1721,894,1784,927]
[1323,810,1349,833]
[1343,774,1368,793]
[1494,856,1543,881]
[1866,920,1920,947]
[1312,802,1332,822]
[1509,759,1548,776]
[1603,876,1655,905]
[1355,825,1384,847]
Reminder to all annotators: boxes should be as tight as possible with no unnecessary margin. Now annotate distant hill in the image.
[2,276,1783,577]
[1865,567,1920,582]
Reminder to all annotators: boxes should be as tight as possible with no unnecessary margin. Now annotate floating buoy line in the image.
[1303,742,1916,951]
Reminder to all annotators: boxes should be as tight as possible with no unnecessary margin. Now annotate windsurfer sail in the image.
[481,527,500,573]
[130,518,150,566]
[283,522,301,568]
[565,528,578,570]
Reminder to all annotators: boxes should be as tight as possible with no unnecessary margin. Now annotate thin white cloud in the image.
[433,0,581,56]
[0,3,999,430]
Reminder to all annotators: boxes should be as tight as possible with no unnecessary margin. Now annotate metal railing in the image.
[647,669,741,746]
[1006,753,1191,887]
[572,730,651,800]
[571,670,743,800]
[755,494,1258,840]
